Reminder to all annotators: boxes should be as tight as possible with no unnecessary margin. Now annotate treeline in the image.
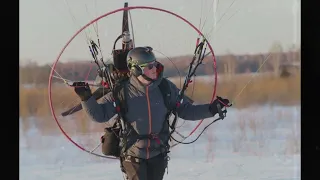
[19,47,300,85]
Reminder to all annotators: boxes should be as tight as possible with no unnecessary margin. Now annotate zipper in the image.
[145,86,152,159]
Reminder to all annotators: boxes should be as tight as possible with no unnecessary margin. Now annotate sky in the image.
[19,0,300,65]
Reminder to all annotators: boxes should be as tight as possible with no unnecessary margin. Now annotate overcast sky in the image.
[19,0,300,65]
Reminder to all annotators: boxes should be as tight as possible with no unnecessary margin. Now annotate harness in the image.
[110,77,176,158]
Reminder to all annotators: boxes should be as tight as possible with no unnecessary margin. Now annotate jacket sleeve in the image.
[81,92,117,123]
[168,80,213,121]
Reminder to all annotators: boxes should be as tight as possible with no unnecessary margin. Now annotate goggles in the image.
[139,61,159,70]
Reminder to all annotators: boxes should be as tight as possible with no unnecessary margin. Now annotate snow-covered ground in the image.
[20,105,301,180]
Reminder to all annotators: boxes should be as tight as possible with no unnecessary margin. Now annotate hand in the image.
[209,96,231,117]
[72,82,92,101]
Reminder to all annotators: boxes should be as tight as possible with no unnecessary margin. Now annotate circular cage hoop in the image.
[48,6,218,159]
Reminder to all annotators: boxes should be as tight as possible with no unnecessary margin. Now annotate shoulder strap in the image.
[158,78,172,111]
[112,81,128,116]
[158,78,179,143]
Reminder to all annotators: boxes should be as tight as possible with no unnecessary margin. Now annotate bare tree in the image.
[269,42,284,76]
[224,50,237,79]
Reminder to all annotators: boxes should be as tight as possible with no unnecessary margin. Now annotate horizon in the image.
[19,49,299,68]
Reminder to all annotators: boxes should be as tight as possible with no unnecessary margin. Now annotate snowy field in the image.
[20,105,301,180]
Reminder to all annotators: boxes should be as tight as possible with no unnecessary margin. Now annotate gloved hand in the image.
[209,96,231,116]
[72,82,92,101]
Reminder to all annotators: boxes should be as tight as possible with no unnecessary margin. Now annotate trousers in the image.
[121,153,168,180]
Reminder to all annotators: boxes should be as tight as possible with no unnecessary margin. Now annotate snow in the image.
[20,105,300,180]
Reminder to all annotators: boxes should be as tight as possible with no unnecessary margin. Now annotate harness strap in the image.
[114,78,174,157]
[136,133,161,144]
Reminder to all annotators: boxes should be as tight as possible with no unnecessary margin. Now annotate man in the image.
[73,46,230,180]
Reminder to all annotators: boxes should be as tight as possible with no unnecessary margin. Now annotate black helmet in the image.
[127,46,156,77]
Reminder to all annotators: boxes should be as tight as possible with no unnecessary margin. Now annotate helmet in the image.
[126,46,156,77]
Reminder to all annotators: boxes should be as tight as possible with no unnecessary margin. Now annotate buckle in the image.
[150,133,161,145]
[124,156,141,163]
[150,133,158,139]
